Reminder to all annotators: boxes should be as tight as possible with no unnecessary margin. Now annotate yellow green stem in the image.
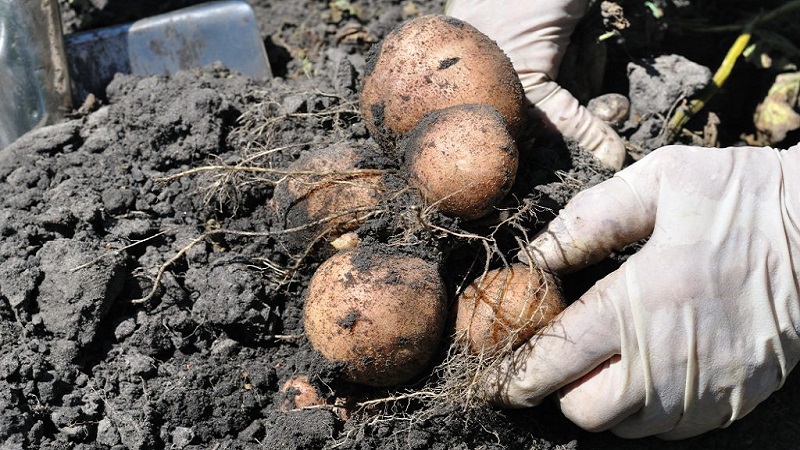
[666,25,752,142]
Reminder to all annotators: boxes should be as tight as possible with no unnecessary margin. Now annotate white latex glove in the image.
[445,0,626,170]
[487,144,800,439]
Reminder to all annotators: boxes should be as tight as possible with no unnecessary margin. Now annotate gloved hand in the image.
[445,0,626,170]
[485,144,800,439]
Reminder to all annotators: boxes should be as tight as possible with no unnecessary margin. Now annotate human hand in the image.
[445,0,626,170]
[486,144,800,439]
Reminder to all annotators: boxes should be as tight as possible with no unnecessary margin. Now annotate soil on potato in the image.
[1,1,799,449]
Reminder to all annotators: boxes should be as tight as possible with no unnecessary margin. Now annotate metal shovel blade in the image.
[64,0,271,103]
[0,0,72,149]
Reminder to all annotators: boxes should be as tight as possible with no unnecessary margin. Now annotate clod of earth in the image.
[587,93,631,129]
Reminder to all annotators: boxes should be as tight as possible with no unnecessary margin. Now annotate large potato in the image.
[360,14,524,151]
[455,263,565,355]
[303,246,447,387]
[271,144,384,252]
[401,104,518,220]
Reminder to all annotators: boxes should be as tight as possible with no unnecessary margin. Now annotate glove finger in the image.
[521,177,654,273]
[481,267,626,408]
[609,404,698,439]
[529,81,626,170]
[653,421,726,441]
[557,354,644,432]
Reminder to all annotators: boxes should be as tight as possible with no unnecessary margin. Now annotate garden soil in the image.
[1,1,800,449]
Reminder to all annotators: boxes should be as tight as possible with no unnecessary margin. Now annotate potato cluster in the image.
[295,14,563,390]
[361,14,524,221]
[360,14,525,153]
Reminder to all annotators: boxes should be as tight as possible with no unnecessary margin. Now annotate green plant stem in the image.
[665,24,753,142]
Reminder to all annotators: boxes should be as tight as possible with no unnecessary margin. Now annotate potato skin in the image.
[401,104,518,220]
[455,263,565,355]
[271,144,384,252]
[361,14,524,151]
[303,246,447,387]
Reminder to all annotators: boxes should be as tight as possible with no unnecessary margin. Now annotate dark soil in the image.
[2,1,799,449]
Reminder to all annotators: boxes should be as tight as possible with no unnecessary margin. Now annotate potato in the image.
[401,104,518,220]
[271,144,384,252]
[455,263,565,355]
[279,375,325,412]
[303,245,447,387]
[587,93,630,129]
[361,14,524,151]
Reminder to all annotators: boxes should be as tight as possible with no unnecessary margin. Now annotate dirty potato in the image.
[303,245,447,387]
[401,104,518,220]
[455,263,565,355]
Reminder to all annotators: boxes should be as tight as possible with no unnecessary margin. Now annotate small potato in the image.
[303,245,447,387]
[587,93,630,129]
[271,144,384,252]
[455,263,565,355]
[360,14,524,151]
[401,104,518,220]
[279,375,325,412]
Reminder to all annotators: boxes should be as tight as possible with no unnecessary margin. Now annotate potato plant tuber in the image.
[279,375,325,412]
[400,104,518,220]
[271,143,385,252]
[455,263,565,355]
[303,245,447,387]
